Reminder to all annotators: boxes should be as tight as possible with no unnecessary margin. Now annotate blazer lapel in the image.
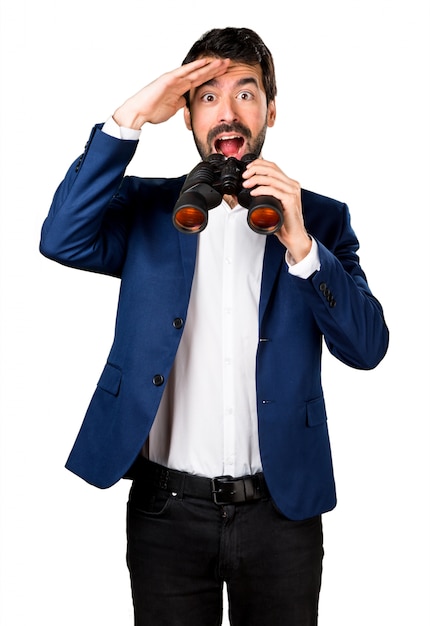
[178,230,198,296]
[259,235,286,326]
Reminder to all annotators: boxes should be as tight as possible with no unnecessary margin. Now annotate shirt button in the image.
[152,374,164,387]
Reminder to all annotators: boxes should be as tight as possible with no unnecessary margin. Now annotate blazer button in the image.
[152,374,164,387]
[320,282,334,302]
[172,317,184,329]
[75,154,84,172]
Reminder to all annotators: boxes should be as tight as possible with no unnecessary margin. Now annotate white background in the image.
[1,0,429,624]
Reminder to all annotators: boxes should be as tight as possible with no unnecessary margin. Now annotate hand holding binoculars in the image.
[172,154,284,235]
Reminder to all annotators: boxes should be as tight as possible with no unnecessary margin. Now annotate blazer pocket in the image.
[306,396,327,427]
[96,363,122,396]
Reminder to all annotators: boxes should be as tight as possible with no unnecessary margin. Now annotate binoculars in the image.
[172,154,284,235]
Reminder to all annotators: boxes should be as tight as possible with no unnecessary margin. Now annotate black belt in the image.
[130,457,269,506]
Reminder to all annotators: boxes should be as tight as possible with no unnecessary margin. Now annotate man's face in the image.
[184,61,276,161]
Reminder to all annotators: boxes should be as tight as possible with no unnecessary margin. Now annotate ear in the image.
[183,106,192,130]
[267,100,276,127]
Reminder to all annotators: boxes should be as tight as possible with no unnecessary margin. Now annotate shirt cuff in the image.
[102,116,141,140]
[286,237,321,279]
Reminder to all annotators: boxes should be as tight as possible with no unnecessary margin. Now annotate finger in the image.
[244,157,275,171]
[242,160,280,180]
[249,183,299,201]
[177,57,230,84]
[243,171,298,192]
[250,184,300,205]
[244,165,299,190]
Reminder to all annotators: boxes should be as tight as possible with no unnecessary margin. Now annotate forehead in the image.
[193,62,265,93]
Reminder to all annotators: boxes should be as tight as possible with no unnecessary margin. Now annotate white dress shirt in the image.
[102,118,320,478]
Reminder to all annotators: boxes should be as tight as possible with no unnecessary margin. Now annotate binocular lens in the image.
[248,206,283,234]
[173,206,207,233]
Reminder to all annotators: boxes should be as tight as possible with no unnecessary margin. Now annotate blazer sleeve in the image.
[40,124,139,277]
[296,198,389,370]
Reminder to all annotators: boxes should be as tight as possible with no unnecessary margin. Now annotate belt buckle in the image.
[211,475,236,505]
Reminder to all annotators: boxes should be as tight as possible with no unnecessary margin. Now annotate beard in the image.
[191,119,269,161]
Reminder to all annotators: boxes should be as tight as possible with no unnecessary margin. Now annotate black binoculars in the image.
[172,153,284,235]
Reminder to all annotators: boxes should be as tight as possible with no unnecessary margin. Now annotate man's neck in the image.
[223,194,238,209]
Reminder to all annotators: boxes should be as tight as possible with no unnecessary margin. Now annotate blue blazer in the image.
[40,125,389,520]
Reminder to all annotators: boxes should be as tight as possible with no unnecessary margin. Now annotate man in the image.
[40,27,389,626]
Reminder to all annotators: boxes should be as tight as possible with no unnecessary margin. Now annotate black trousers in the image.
[126,475,323,626]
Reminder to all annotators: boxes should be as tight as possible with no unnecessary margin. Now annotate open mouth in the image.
[214,136,245,157]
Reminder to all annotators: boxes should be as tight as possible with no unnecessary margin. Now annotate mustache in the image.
[207,122,252,144]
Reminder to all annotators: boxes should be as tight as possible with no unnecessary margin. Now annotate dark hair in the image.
[182,27,277,107]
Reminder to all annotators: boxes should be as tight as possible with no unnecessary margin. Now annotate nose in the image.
[218,97,239,124]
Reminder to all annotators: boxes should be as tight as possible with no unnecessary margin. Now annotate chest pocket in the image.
[97,363,122,396]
